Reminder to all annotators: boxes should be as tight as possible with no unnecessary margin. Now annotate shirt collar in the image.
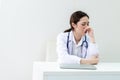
[69,31,85,46]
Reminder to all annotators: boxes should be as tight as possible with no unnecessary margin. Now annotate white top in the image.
[56,31,99,64]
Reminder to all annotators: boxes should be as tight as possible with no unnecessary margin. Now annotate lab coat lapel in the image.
[68,31,73,55]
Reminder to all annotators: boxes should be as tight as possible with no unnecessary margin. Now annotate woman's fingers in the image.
[83,26,91,33]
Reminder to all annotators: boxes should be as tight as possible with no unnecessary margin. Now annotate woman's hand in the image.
[84,26,95,43]
[80,55,99,65]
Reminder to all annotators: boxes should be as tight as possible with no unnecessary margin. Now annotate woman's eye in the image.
[81,23,89,26]
[81,24,86,26]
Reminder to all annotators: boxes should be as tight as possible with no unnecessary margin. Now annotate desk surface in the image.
[33,62,120,72]
[32,62,120,80]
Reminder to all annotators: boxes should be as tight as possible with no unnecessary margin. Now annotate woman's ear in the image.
[72,23,76,29]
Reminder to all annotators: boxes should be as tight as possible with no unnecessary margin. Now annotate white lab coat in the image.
[56,31,99,64]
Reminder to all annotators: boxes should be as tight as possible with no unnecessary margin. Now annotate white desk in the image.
[32,62,120,80]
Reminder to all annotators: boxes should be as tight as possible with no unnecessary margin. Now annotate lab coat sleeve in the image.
[85,34,99,58]
[87,42,99,58]
[56,33,81,64]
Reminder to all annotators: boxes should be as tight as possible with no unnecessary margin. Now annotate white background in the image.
[0,0,120,80]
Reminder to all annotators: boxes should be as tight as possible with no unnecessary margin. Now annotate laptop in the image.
[59,64,97,70]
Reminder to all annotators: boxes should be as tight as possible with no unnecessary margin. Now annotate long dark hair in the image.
[64,11,89,32]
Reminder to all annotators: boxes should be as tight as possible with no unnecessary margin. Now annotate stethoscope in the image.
[67,32,88,58]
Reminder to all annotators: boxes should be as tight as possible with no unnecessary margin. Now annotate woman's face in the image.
[73,16,89,36]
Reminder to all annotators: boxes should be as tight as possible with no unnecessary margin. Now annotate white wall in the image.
[0,0,120,80]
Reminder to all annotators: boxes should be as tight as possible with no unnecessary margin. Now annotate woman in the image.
[56,11,99,65]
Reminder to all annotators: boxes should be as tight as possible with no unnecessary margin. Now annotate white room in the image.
[0,0,120,80]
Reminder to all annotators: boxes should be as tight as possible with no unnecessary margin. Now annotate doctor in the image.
[56,11,99,65]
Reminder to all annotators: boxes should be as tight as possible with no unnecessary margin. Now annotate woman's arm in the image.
[80,55,99,65]
[84,26,99,65]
